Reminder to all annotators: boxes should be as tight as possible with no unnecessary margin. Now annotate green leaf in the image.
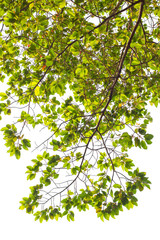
[138,128,146,135]
[141,140,147,149]
[113,184,121,189]
[134,137,141,148]
[144,134,153,141]
[39,216,44,223]
[22,139,31,148]
[27,173,36,180]
[15,149,21,159]
[56,0,66,8]
[67,214,70,222]
[44,179,51,186]
[69,211,74,221]
[71,167,77,175]
[35,86,40,96]
[19,205,25,210]
[0,92,8,101]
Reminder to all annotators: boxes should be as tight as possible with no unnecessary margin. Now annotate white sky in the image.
[0,103,160,240]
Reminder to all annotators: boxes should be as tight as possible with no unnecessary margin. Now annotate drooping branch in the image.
[68,0,145,191]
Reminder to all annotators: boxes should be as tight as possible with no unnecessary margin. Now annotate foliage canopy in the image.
[0,0,160,222]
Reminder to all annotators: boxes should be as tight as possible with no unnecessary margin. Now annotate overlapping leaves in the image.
[0,0,159,222]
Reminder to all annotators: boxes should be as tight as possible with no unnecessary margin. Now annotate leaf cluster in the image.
[0,0,159,221]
